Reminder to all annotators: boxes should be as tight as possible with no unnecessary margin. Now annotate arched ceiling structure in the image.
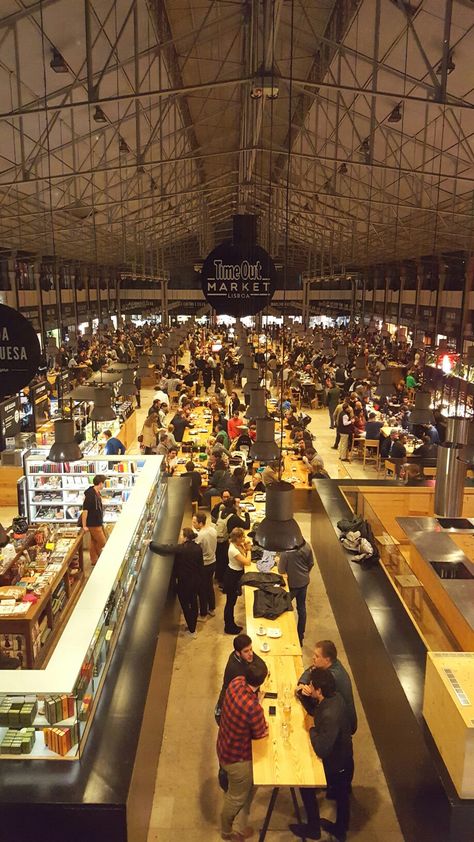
[0,0,472,273]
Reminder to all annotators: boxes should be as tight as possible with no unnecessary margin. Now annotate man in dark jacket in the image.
[296,639,357,735]
[290,668,354,842]
[81,474,107,566]
[150,528,203,637]
[170,409,191,442]
[215,634,266,721]
[413,434,437,459]
[184,460,202,504]
[276,540,314,644]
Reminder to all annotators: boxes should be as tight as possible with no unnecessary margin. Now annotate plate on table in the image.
[267,628,282,639]
[260,642,271,653]
[255,627,267,636]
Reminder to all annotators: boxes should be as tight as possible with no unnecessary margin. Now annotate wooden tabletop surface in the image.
[252,654,326,787]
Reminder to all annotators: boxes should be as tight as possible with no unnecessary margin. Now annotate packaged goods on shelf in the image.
[0,697,37,726]
[43,694,75,724]
[0,727,35,755]
[43,721,79,756]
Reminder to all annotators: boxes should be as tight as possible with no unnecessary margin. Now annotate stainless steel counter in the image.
[397,517,474,630]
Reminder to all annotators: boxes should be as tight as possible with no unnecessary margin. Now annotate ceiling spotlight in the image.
[338,163,348,175]
[361,138,370,153]
[119,135,130,153]
[93,105,107,123]
[50,48,68,73]
[436,53,455,74]
[387,103,402,123]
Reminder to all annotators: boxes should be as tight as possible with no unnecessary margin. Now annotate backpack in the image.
[215,511,233,542]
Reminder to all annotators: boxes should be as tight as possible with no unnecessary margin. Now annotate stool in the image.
[395,574,424,620]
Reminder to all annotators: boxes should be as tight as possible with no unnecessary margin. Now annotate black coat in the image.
[310,692,353,779]
[149,539,203,589]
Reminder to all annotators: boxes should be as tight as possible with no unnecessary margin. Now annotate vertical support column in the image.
[458,254,474,353]
[414,258,423,340]
[361,275,366,323]
[34,255,47,350]
[433,256,444,344]
[397,261,406,327]
[11,251,20,312]
[302,277,311,328]
[383,265,389,323]
[161,279,169,327]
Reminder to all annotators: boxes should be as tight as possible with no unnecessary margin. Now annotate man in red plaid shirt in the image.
[217,660,269,841]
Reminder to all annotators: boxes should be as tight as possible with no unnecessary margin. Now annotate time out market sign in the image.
[201,243,277,317]
[0,303,41,398]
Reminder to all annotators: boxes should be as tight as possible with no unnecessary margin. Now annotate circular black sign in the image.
[0,304,42,398]
[201,242,277,317]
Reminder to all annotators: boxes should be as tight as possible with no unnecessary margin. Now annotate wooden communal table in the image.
[0,531,84,668]
[242,562,326,840]
[182,403,214,449]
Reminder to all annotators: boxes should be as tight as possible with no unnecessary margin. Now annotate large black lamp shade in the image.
[254,481,304,551]
[410,390,434,425]
[250,417,280,461]
[90,386,116,421]
[246,388,267,421]
[47,420,82,462]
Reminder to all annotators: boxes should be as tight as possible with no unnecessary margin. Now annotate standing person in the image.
[185,461,202,505]
[170,408,191,443]
[134,372,141,408]
[103,429,126,455]
[81,474,107,566]
[223,359,235,396]
[289,668,354,842]
[223,527,251,634]
[192,511,217,618]
[140,414,158,454]
[337,402,353,462]
[217,662,269,841]
[215,634,267,722]
[149,528,203,638]
[296,640,358,735]
[277,539,314,645]
[228,409,244,441]
[215,499,251,587]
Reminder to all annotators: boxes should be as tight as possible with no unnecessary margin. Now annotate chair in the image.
[363,438,380,469]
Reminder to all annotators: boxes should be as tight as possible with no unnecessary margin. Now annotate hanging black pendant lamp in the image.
[118,369,138,396]
[47,419,82,462]
[254,481,304,551]
[250,416,280,461]
[352,355,369,379]
[246,388,267,421]
[409,390,434,425]
[90,386,116,421]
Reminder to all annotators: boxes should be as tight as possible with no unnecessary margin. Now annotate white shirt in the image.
[228,542,244,572]
[195,525,217,566]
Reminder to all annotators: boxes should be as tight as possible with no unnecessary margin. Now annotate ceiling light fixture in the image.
[387,103,402,123]
[47,420,82,463]
[50,48,68,73]
[93,105,107,123]
[338,163,348,175]
[436,53,455,74]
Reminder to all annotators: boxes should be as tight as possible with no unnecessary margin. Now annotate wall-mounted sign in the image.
[201,243,276,317]
[0,395,21,451]
[0,304,41,398]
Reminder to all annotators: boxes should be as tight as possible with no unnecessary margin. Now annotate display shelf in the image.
[24,451,143,524]
[0,455,165,761]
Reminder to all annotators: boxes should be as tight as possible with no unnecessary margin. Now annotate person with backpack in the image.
[214,498,251,586]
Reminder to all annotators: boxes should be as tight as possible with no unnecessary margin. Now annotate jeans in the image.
[221,760,255,835]
[177,584,198,632]
[289,585,308,644]
[299,787,321,835]
[327,756,354,836]
[223,569,242,631]
[199,562,216,616]
[216,541,230,583]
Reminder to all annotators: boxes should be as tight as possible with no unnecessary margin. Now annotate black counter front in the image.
[311,479,474,842]
[0,477,187,842]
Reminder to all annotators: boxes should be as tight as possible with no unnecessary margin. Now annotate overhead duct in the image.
[254,481,304,551]
[249,417,279,462]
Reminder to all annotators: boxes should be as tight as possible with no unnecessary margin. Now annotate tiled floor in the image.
[0,384,404,841]
[146,397,405,842]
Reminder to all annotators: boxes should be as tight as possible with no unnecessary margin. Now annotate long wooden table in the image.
[242,561,326,839]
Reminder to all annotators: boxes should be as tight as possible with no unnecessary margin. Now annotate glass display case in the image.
[0,455,165,759]
[24,452,142,524]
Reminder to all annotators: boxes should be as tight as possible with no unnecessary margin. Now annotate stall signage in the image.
[0,304,41,398]
[0,395,21,450]
[201,242,276,316]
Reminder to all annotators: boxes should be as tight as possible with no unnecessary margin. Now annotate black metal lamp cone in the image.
[246,388,267,421]
[410,390,434,425]
[334,344,348,364]
[90,386,116,421]
[352,355,369,379]
[118,369,138,396]
[243,367,259,388]
[138,355,150,377]
[47,420,82,463]
[377,369,397,399]
[150,345,162,364]
[67,385,96,401]
[254,481,304,551]
[249,417,280,461]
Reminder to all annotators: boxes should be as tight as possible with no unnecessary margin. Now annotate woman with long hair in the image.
[223,527,251,634]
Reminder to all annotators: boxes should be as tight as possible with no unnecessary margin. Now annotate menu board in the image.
[0,395,21,451]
